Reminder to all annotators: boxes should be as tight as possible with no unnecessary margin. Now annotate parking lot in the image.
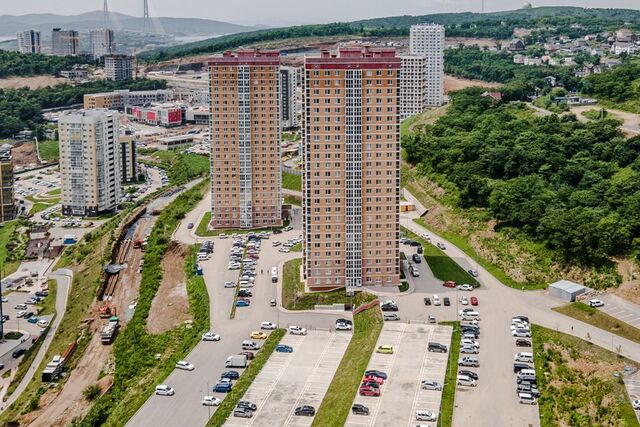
[344,322,452,427]
[624,371,640,423]
[596,294,640,329]
[224,330,352,427]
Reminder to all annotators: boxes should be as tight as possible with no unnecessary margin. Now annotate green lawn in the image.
[36,280,57,316]
[402,226,476,286]
[282,171,302,192]
[46,188,61,196]
[38,140,59,162]
[195,212,287,237]
[26,194,60,215]
[399,281,409,292]
[312,307,383,426]
[281,259,375,310]
[532,324,639,426]
[206,329,286,426]
[554,302,640,344]
[439,322,461,427]
[284,194,301,206]
[0,220,19,275]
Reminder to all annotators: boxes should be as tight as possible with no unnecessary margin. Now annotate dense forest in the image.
[0,79,166,138]
[402,88,640,265]
[444,46,581,101]
[141,6,639,61]
[0,50,94,78]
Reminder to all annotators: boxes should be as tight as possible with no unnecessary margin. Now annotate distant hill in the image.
[0,10,261,37]
[140,6,640,62]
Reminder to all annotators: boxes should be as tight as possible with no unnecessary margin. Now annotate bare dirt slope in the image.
[11,142,38,166]
[444,75,502,94]
[147,242,191,334]
[0,76,65,89]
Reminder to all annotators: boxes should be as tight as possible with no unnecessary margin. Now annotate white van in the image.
[517,369,536,381]
[242,340,259,350]
[514,352,534,363]
[461,311,480,321]
[271,267,278,283]
[433,295,441,306]
[457,375,477,387]
[518,392,537,405]
[415,410,437,421]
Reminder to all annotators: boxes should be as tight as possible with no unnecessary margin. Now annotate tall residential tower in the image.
[207,49,282,229]
[90,28,115,59]
[17,30,41,54]
[58,109,122,217]
[409,23,445,106]
[0,146,16,223]
[303,47,401,292]
[51,28,79,56]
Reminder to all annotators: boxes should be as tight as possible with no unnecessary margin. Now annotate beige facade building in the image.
[303,47,401,292]
[120,130,137,183]
[83,89,171,110]
[58,109,122,217]
[0,146,15,223]
[208,49,282,229]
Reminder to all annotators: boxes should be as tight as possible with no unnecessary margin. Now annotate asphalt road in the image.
[128,226,349,427]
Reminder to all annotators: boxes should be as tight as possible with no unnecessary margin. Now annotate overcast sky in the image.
[4,0,640,26]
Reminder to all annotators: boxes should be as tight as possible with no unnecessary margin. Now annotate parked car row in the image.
[510,315,538,405]
[457,320,481,387]
[359,369,388,398]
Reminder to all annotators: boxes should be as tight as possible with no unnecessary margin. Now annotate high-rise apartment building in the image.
[0,146,16,223]
[208,49,282,229]
[280,66,299,129]
[90,28,115,59]
[51,28,79,56]
[409,23,445,106]
[58,109,122,217]
[400,55,428,119]
[120,130,138,183]
[17,30,41,54]
[105,55,134,81]
[303,47,401,292]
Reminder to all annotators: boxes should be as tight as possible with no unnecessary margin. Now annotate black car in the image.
[513,363,532,373]
[412,254,422,263]
[409,241,421,247]
[294,405,316,416]
[237,401,257,411]
[380,304,398,312]
[424,297,431,306]
[352,404,370,415]
[417,246,423,254]
[513,315,529,323]
[516,339,531,347]
[12,348,25,359]
[273,229,282,234]
[221,371,240,380]
[428,342,448,353]
[458,370,478,380]
[443,297,451,306]
[24,312,34,319]
[336,318,353,326]
[238,291,252,298]
[364,370,387,380]
[362,381,380,389]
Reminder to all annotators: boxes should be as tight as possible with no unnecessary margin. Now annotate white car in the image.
[1,297,7,303]
[202,332,221,341]
[421,380,442,391]
[420,232,431,241]
[155,384,175,396]
[460,296,469,305]
[272,241,281,247]
[202,396,221,406]
[589,299,604,308]
[261,321,277,330]
[416,410,437,421]
[16,311,26,318]
[460,345,479,354]
[289,325,307,335]
[383,300,397,306]
[224,281,236,288]
[336,322,353,331]
[512,329,532,338]
[278,247,290,253]
[176,361,195,371]
[510,323,529,331]
[457,284,473,291]
[632,399,640,410]
[460,339,480,348]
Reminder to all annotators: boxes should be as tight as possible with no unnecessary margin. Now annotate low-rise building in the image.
[185,106,210,125]
[125,103,183,127]
[60,67,88,80]
[157,134,196,151]
[83,89,171,110]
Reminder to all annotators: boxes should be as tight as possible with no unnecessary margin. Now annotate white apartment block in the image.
[58,109,122,217]
[280,66,299,129]
[409,23,445,106]
[17,30,41,54]
[400,55,428,119]
[90,28,115,59]
[105,55,134,81]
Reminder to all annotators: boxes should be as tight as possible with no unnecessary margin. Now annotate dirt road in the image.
[0,76,65,90]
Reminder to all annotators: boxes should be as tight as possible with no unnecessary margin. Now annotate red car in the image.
[443,281,456,288]
[363,375,384,385]
[359,386,380,397]
[240,351,255,360]
[470,296,478,306]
